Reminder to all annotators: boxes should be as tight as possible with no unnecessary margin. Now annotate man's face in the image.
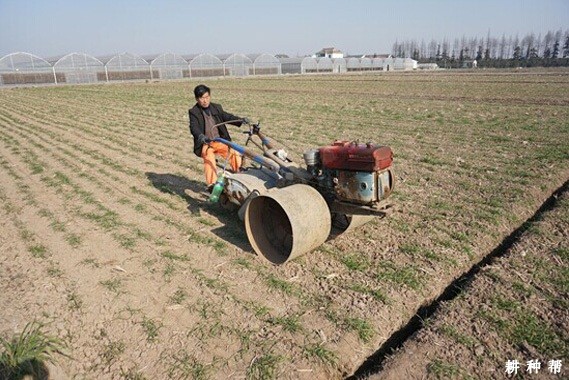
[197,92,210,108]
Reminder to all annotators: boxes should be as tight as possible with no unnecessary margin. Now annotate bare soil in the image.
[0,69,568,379]
[372,187,568,379]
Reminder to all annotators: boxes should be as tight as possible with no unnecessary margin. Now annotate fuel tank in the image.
[319,140,393,172]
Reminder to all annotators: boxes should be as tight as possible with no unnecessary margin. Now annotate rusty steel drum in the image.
[244,184,331,264]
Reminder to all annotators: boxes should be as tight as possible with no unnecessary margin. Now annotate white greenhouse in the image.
[53,53,105,84]
[372,58,385,71]
[105,53,152,81]
[383,58,394,71]
[301,57,317,73]
[224,54,253,77]
[360,57,372,71]
[346,57,361,72]
[252,54,281,75]
[393,58,417,71]
[317,57,333,73]
[333,58,347,73]
[0,52,55,85]
[279,57,303,74]
[151,53,189,80]
[189,54,224,78]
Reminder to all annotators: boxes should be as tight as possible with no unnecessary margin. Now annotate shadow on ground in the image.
[145,172,253,254]
[0,359,49,380]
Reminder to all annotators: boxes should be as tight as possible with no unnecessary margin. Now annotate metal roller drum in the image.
[244,184,331,264]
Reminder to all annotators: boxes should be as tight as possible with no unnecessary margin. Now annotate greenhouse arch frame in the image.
[53,52,105,84]
[301,57,317,74]
[105,52,152,82]
[224,54,253,77]
[253,54,281,75]
[317,57,333,73]
[150,53,189,80]
[189,54,224,78]
[0,52,55,85]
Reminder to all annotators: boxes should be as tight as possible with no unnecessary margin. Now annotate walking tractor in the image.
[204,121,394,265]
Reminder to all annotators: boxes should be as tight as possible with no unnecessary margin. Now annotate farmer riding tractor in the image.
[202,120,394,265]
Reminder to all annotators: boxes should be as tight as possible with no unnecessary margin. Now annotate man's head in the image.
[194,84,211,108]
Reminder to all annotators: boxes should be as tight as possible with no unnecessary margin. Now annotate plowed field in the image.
[1,69,568,379]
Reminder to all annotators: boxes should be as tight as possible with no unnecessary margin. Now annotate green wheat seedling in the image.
[65,233,82,248]
[190,268,228,293]
[264,274,296,296]
[438,324,476,348]
[427,359,462,379]
[21,150,45,174]
[376,261,424,291]
[140,317,162,343]
[166,350,209,380]
[339,253,371,272]
[66,291,84,311]
[233,257,253,269]
[46,264,64,278]
[348,283,390,304]
[79,257,101,268]
[99,278,124,295]
[101,340,126,367]
[163,263,176,281]
[0,322,68,379]
[344,317,375,343]
[247,353,283,380]
[114,232,137,249]
[303,343,338,366]
[161,250,190,261]
[169,288,188,305]
[267,314,303,333]
[28,245,47,259]
[119,366,148,380]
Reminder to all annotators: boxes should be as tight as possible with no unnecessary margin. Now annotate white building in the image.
[383,57,418,71]
[314,47,344,59]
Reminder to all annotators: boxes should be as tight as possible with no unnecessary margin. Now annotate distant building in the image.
[383,57,417,71]
[462,59,477,69]
[314,47,344,59]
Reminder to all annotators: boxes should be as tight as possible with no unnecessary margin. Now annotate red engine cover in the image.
[319,140,393,171]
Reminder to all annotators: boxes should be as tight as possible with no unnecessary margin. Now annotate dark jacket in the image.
[189,102,243,157]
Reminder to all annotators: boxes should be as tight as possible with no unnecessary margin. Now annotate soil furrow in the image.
[349,179,569,379]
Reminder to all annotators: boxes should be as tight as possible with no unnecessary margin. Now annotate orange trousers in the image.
[201,141,242,185]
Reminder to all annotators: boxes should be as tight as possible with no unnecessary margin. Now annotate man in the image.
[189,84,248,189]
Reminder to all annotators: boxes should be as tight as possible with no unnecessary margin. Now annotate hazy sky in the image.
[0,0,567,58]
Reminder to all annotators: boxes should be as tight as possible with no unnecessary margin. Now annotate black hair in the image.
[194,84,210,99]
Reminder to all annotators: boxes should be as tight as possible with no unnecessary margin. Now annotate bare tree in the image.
[563,29,569,58]
[535,33,542,57]
[428,39,437,60]
[453,38,460,60]
[490,37,499,59]
[499,34,507,59]
[390,28,569,67]
[512,34,520,59]
[553,29,563,59]
[522,33,535,59]
[543,31,554,58]
[420,39,427,59]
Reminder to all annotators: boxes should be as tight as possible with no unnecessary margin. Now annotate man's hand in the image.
[241,117,250,125]
[198,134,209,145]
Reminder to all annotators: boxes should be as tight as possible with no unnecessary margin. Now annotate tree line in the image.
[392,29,569,68]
